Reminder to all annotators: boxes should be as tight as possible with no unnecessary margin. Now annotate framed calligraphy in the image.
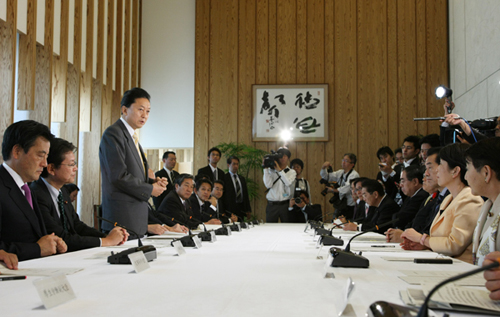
[252,84,329,141]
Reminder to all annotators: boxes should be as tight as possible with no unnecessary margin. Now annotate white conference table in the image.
[0,224,489,316]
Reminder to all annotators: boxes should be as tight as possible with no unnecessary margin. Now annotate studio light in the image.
[280,129,292,142]
[435,85,453,100]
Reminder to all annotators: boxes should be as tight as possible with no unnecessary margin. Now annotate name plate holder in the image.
[172,240,186,256]
[210,231,217,242]
[322,253,335,279]
[127,251,150,273]
[193,235,203,248]
[33,274,76,309]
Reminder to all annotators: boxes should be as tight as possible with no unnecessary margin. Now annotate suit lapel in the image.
[0,167,43,237]
[117,120,147,181]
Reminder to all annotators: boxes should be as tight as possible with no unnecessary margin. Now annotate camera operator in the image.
[263,148,296,223]
[320,153,360,219]
[288,192,322,223]
[291,158,311,202]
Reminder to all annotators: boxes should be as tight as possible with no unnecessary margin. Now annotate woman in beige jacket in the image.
[401,143,483,262]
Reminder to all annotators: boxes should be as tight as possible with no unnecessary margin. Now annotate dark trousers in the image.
[266,201,291,223]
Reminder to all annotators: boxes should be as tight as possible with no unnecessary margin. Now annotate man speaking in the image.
[99,88,168,238]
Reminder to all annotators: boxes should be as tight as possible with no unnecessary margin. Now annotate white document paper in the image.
[0,267,84,277]
[424,283,500,312]
[399,275,485,286]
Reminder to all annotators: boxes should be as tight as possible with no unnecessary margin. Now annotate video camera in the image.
[262,150,283,169]
[319,178,338,196]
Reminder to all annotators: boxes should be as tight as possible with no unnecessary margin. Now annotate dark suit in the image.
[197,165,225,183]
[100,119,154,237]
[362,195,400,234]
[153,168,179,209]
[223,173,252,220]
[148,203,177,227]
[215,199,231,224]
[30,179,105,252]
[357,201,377,228]
[0,165,46,261]
[393,188,429,229]
[376,167,400,200]
[157,191,201,229]
[188,194,219,222]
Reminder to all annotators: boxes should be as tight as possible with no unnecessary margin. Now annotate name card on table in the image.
[210,231,217,242]
[323,253,335,279]
[127,251,150,273]
[193,235,203,249]
[33,274,76,309]
[227,227,232,236]
[172,240,186,256]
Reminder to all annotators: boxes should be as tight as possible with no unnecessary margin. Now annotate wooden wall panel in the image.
[51,0,68,122]
[29,43,50,125]
[123,0,130,91]
[357,0,388,177]
[111,0,123,122]
[60,63,79,149]
[397,0,417,140]
[131,0,138,87]
[0,1,17,153]
[276,0,295,84]
[387,0,398,148]
[237,0,255,146]
[268,0,276,83]
[79,0,93,132]
[194,0,210,175]
[17,0,36,111]
[208,0,238,147]
[416,0,427,136]
[102,0,115,134]
[296,0,307,84]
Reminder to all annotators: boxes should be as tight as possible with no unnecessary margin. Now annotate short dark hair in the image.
[175,173,194,186]
[290,158,304,170]
[402,165,424,184]
[465,138,500,181]
[41,138,76,178]
[121,87,150,109]
[394,148,402,155]
[344,153,357,166]
[439,143,470,185]
[361,179,385,196]
[227,155,240,165]
[403,135,421,148]
[426,147,441,160]
[419,134,440,148]
[207,147,221,157]
[376,146,394,159]
[214,180,225,187]
[299,191,310,199]
[162,151,176,160]
[277,147,291,159]
[196,178,213,191]
[63,183,80,193]
[353,177,368,187]
[2,120,54,161]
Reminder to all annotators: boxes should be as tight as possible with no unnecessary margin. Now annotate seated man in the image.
[375,146,399,200]
[288,192,322,222]
[189,178,222,224]
[212,180,237,224]
[392,165,429,229]
[31,138,129,252]
[63,183,79,203]
[419,134,440,163]
[157,174,202,230]
[0,120,67,261]
[343,179,399,233]
[343,177,375,231]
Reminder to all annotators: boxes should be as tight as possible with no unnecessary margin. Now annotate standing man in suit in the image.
[224,156,252,221]
[197,147,225,183]
[100,88,168,239]
[153,151,179,209]
[31,138,128,252]
[0,120,67,261]
[212,180,237,223]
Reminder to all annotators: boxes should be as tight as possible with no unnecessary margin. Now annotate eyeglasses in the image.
[342,159,352,163]
[60,162,77,167]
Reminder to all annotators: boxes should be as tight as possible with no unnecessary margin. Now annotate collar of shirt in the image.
[179,197,185,205]
[195,193,204,208]
[41,177,63,216]
[229,170,238,177]
[411,187,423,198]
[120,117,135,138]
[403,157,416,168]
[439,187,449,197]
[377,194,387,207]
[2,162,26,193]
[356,198,361,204]
[164,167,174,177]
[209,165,217,174]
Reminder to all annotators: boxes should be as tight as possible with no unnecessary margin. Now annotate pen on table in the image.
[0,275,26,281]
[370,245,395,248]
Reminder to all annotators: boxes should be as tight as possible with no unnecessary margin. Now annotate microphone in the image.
[97,216,142,246]
[168,217,199,247]
[367,258,500,317]
[318,217,364,246]
[329,219,398,268]
[188,214,215,242]
[97,216,157,264]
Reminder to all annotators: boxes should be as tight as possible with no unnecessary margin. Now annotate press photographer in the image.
[320,153,360,220]
[263,148,296,223]
[288,191,322,223]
